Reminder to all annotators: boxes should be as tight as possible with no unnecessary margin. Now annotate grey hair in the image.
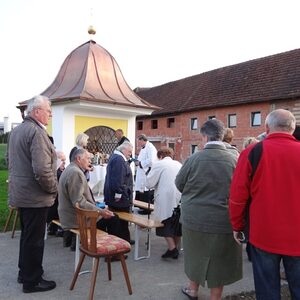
[200,119,225,141]
[75,133,89,147]
[55,150,65,160]
[26,95,50,115]
[116,141,133,152]
[71,148,87,162]
[265,109,296,133]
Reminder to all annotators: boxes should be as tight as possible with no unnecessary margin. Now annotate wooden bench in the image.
[51,219,107,271]
[113,211,163,261]
[133,199,154,211]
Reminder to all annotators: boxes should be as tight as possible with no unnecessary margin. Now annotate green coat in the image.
[175,143,237,234]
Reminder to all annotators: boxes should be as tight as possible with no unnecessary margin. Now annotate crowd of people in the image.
[6,94,300,299]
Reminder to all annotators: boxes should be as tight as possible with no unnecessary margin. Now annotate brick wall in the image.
[136,99,300,163]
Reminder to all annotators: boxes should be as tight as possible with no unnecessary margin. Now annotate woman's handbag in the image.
[170,205,182,236]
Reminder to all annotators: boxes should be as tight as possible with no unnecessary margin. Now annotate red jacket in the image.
[229,133,300,256]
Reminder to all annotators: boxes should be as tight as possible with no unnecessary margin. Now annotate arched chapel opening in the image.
[85,126,118,156]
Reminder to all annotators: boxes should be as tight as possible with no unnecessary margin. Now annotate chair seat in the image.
[94,234,131,256]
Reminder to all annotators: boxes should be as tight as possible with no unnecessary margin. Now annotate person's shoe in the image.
[181,286,198,300]
[23,279,56,293]
[130,239,135,245]
[161,248,179,259]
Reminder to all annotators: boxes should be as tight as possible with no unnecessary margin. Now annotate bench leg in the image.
[75,234,80,271]
[134,225,151,261]
[3,208,14,233]
[11,209,19,238]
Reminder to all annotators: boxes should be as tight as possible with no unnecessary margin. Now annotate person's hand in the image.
[233,231,245,245]
[134,160,140,167]
[100,208,114,219]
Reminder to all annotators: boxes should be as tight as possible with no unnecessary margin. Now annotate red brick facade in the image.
[136,99,300,162]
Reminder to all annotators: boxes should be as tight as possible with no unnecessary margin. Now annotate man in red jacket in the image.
[229,109,300,300]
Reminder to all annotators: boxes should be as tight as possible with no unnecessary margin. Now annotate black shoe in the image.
[23,279,56,293]
[161,248,179,259]
[130,239,135,245]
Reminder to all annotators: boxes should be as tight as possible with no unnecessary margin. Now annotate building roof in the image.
[135,48,300,117]
[19,40,158,111]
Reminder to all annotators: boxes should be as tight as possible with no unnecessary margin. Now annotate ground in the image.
[224,284,291,299]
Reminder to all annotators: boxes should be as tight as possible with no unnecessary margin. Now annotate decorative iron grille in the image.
[84,126,118,155]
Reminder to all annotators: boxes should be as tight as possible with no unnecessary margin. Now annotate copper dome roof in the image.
[19,40,158,110]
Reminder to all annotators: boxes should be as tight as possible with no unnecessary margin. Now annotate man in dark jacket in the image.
[8,95,57,293]
[115,128,129,146]
[102,141,133,242]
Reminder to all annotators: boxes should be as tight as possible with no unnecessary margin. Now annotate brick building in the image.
[135,48,300,162]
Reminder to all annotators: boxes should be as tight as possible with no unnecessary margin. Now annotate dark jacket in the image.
[117,136,129,146]
[8,116,57,208]
[104,151,133,208]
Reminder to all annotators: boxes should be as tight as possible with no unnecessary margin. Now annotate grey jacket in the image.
[58,162,98,229]
[175,143,237,233]
[8,116,57,208]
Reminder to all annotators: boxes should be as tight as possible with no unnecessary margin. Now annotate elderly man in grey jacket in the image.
[58,149,113,231]
[8,95,57,293]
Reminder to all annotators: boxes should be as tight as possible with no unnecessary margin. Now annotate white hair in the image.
[26,95,50,115]
[116,141,133,152]
[265,109,296,133]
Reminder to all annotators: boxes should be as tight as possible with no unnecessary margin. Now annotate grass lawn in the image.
[0,169,9,231]
[0,143,7,170]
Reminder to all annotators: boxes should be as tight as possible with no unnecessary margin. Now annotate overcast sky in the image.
[1,0,300,123]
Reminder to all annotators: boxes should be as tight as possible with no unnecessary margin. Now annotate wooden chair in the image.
[3,205,19,238]
[70,204,132,300]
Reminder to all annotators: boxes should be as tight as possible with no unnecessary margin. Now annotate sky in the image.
[1,0,300,123]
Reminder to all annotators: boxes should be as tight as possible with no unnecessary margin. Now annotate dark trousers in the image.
[135,190,154,204]
[97,207,130,242]
[250,244,300,300]
[18,207,48,287]
[135,190,154,214]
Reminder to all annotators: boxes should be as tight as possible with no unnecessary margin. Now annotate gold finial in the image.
[88,25,96,35]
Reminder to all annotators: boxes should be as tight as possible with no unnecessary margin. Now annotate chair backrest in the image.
[75,204,100,253]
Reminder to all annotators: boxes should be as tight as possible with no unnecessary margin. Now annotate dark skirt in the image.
[182,227,242,288]
[156,216,182,237]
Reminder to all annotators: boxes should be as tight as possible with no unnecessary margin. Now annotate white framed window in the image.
[251,112,261,127]
[168,142,175,150]
[228,114,237,128]
[191,144,198,154]
[191,118,198,130]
